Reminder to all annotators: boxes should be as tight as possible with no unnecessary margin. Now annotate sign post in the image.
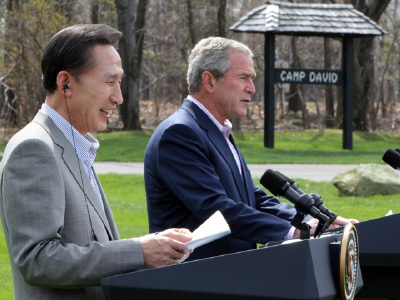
[263,37,353,150]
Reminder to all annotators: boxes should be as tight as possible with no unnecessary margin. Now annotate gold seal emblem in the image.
[340,225,359,300]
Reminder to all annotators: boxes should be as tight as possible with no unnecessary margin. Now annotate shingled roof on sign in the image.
[230,1,386,37]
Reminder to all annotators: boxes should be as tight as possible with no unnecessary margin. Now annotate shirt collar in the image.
[186,95,232,138]
[41,104,99,165]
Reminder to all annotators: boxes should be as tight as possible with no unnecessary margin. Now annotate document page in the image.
[186,210,231,251]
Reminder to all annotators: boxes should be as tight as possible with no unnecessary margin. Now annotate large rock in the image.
[332,164,400,196]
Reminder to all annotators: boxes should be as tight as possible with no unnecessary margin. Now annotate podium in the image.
[354,213,400,298]
[102,230,363,300]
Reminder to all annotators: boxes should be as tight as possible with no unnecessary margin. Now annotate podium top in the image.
[102,232,353,300]
[355,213,400,266]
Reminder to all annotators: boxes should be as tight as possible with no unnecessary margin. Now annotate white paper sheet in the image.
[186,210,231,251]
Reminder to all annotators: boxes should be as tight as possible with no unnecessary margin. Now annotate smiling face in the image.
[68,44,124,135]
[209,52,256,124]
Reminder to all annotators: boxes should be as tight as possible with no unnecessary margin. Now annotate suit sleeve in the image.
[0,138,143,288]
[254,185,297,222]
[157,123,292,243]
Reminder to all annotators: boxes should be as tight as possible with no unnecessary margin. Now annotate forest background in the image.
[0,0,399,137]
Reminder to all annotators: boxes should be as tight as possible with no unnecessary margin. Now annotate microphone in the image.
[275,170,305,195]
[260,169,328,224]
[275,171,337,220]
[382,148,400,170]
[261,169,339,238]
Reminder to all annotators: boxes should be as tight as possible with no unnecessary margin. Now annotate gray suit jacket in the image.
[0,111,143,300]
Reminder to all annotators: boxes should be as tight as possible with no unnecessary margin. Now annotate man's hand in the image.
[293,216,359,238]
[139,228,192,269]
[329,216,359,228]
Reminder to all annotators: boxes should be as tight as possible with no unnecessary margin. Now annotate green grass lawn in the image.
[1,174,399,299]
[90,129,400,164]
[233,130,400,164]
[1,129,399,164]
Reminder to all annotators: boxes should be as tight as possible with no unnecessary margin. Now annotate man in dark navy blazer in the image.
[144,37,357,261]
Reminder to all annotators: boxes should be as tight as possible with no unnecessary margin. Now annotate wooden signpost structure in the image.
[230,1,385,150]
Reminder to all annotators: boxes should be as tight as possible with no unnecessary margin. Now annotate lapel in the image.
[93,168,118,240]
[229,135,255,207]
[32,111,114,240]
[181,100,250,205]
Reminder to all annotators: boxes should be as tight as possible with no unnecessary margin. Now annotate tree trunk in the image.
[335,85,343,129]
[91,1,99,24]
[297,85,309,130]
[350,0,391,131]
[127,0,143,130]
[187,0,196,46]
[217,0,226,38]
[288,36,302,112]
[114,0,130,128]
[115,0,147,130]
[324,37,335,128]
[135,0,147,74]
[3,0,21,129]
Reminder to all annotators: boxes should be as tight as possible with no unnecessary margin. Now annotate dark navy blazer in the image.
[144,99,296,261]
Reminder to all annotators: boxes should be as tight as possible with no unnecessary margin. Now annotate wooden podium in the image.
[102,228,362,300]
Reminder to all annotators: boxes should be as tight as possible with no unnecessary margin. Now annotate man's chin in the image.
[92,124,108,134]
[237,110,248,118]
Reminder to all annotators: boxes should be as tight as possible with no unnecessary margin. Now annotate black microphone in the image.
[261,169,338,238]
[275,170,337,220]
[260,170,328,222]
[382,148,400,170]
[275,170,305,194]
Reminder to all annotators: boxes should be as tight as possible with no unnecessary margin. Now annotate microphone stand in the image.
[291,212,312,239]
[288,192,330,239]
[311,193,337,238]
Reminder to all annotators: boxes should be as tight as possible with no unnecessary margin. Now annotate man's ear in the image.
[56,71,71,96]
[201,71,216,93]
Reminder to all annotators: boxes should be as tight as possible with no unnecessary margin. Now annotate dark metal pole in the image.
[342,35,354,150]
[264,33,275,148]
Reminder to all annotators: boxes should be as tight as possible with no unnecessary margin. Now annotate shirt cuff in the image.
[284,226,296,240]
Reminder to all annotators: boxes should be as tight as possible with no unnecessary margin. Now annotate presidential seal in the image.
[340,225,359,300]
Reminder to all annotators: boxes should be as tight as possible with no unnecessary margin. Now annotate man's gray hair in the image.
[187,37,253,94]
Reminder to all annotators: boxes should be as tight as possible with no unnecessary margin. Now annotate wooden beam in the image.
[264,33,275,148]
[342,36,353,150]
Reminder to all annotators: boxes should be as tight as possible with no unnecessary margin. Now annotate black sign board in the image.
[275,68,343,85]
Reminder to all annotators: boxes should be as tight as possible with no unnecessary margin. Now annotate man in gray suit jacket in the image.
[0,24,192,300]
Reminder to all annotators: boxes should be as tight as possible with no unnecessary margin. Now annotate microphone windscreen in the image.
[275,171,294,185]
[260,169,288,196]
[382,148,400,170]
